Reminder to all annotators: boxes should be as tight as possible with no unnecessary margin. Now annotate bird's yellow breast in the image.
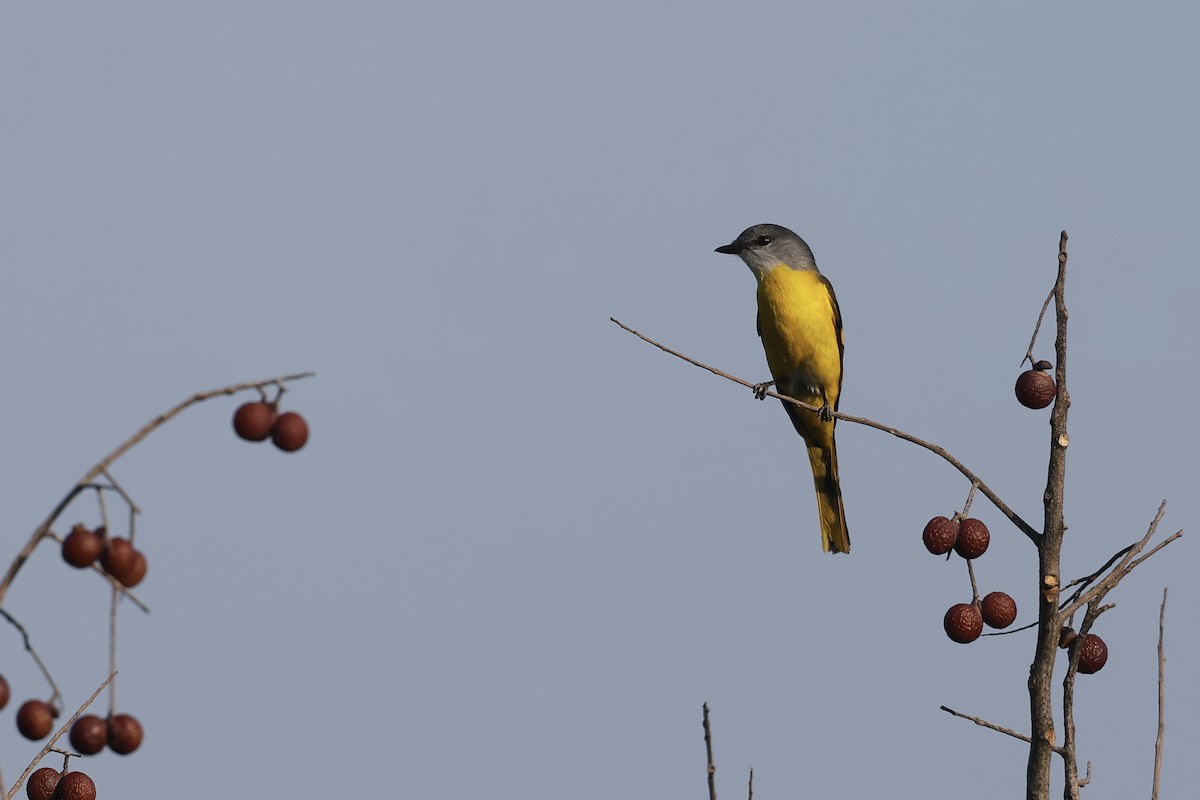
[755,265,843,408]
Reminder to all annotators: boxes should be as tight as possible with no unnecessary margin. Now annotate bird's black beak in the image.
[714,241,740,255]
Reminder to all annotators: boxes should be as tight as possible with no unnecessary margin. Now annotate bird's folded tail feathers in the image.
[806,444,850,554]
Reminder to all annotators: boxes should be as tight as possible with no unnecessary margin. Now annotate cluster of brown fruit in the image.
[1059,626,1109,674]
[1015,360,1056,409]
[922,516,1018,643]
[25,767,95,800]
[233,402,309,452]
[13,697,142,754]
[61,524,147,588]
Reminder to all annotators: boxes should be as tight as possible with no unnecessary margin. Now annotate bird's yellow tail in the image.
[806,444,850,554]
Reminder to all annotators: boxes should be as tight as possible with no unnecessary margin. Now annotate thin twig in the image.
[4,672,116,800]
[939,705,1059,752]
[961,482,980,518]
[703,703,717,800]
[611,318,1040,544]
[1152,588,1167,800]
[747,768,753,800]
[966,558,980,605]
[981,618,1039,638]
[108,583,119,716]
[1062,544,1135,591]
[0,609,61,710]
[1023,286,1057,367]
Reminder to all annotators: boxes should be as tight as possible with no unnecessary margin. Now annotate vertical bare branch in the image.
[1028,231,1070,800]
[1152,588,1167,800]
[703,703,717,800]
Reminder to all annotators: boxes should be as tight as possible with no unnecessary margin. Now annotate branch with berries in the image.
[0,372,314,798]
[616,232,1182,799]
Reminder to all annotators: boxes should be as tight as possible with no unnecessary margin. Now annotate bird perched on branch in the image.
[715,223,849,554]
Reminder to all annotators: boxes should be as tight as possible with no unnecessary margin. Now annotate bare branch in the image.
[1153,588,1167,800]
[611,318,1040,544]
[703,703,717,800]
[939,705,1056,751]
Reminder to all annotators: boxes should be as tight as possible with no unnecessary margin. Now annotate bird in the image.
[715,223,850,554]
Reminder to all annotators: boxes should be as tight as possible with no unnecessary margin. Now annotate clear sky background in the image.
[1,3,1196,798]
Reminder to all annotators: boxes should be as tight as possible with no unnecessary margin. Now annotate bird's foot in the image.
[818,403,834,423]
[752,380,775,400]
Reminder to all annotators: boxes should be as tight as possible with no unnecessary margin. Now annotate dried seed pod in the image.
[16,700,55,740]
[100,538,138,584]
[1075,633,1108,674]
[107,712,144,755]
[53,771,96,800]
[981,591,1017,629]
[69,714,108,755]
[233,401,277,442]
[954,518,990,560]
[922,516,957,555]
[117,548,148,588]
[944,603,983,644]
[271,411,309,452]
[62,525,104,569]
[1015,368,1056,409]
[25,766,59,800]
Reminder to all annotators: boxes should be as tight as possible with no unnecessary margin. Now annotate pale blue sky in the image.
[1,3,1196,798]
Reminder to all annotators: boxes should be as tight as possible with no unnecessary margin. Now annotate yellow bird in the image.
[716,224,850,554]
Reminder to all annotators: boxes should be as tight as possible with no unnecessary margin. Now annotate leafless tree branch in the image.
[611,318,1040,544]
[1152,588,1167,800]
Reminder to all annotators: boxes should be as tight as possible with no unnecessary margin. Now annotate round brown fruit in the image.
[116,548,148,588]
[1015,368,1056,409]
[16,700,56,740]
[233,401,277,442]
[944,602,983,644]
[0,672,9,711]
[25,766,59,800]
[1075,633,1108,674]
[1058,626,1077,649]
[62,525,104,569]
[53,771,96,800]
[954,518,990,559]
[271,411,309,452]
[99,538,137,583]
[922,516,957,555]
[980,591,1017,629]
[107,712,144,755]
[69,714,107,755]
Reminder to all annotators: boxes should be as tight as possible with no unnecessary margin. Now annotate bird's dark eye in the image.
[754,235,772,246]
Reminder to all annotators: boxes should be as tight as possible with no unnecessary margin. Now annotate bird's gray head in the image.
[714,223,818,278]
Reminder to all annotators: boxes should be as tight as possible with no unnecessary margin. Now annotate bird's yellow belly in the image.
[756,267,841,405]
